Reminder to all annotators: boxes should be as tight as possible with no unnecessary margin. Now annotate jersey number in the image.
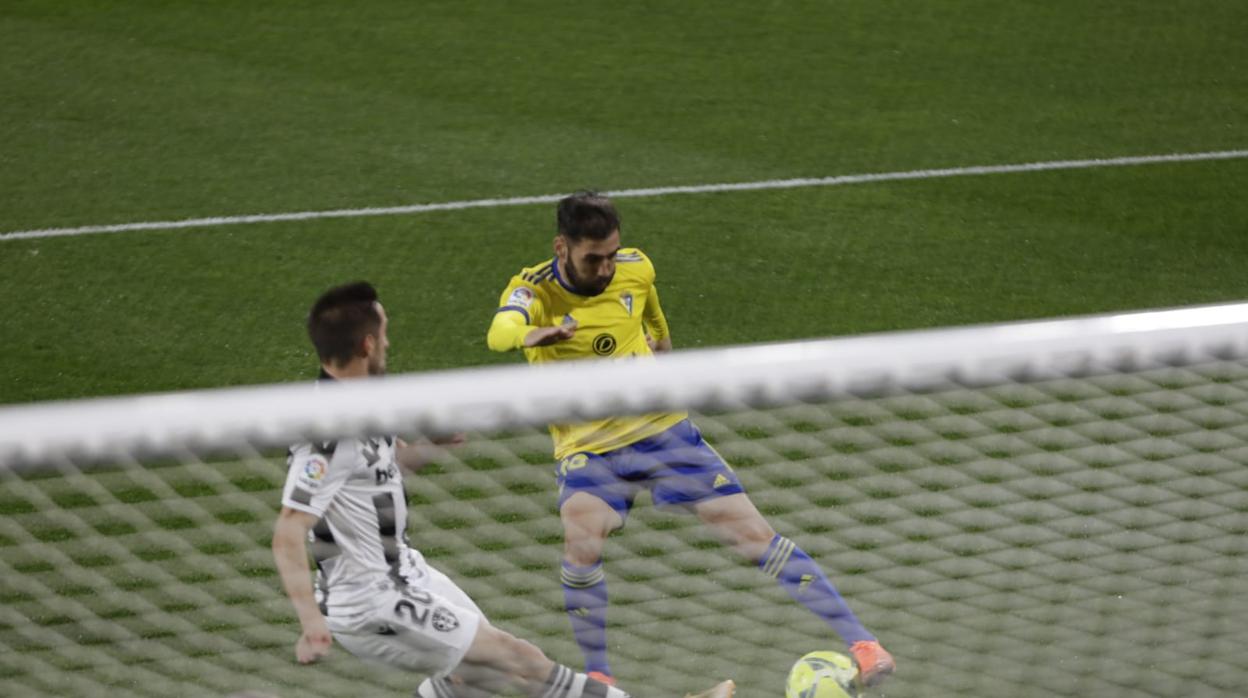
[394,588,433,627]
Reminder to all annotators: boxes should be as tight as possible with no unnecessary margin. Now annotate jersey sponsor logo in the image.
[377,624,397,635]
[302,455,329,484]
[713,473,730,489]
[592,333,617,356]
[620,291,633,316]
[375,462,399,486]
[432,606,460,632]
[507,286,535,309]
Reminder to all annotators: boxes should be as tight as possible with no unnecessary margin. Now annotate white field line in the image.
[3,149,1246,242]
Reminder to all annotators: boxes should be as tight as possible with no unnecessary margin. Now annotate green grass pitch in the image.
[1,1,1247,697]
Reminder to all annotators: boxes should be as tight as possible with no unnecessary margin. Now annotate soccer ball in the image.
[785,650,858,698]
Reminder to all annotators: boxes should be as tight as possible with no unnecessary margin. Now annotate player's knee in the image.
[734,524,777,561]
[713,514,777,560]
[561,493,622,536]
[560,505,615,565]
[563,535,605,567]
[748,518,778,545]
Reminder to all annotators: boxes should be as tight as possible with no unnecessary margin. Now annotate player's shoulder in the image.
[514,257,557,286]
[616,247,649,264]
[498,257,554,318]
[288,438,353,465]
[615,247,655,282]
[289,439,340,459]
[284,440,340,486]
[504,258,560,311]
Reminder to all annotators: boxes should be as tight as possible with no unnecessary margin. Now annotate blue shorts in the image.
[555,419,745,518]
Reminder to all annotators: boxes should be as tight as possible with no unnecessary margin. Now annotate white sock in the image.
[541,664,629,698]
[415,677,459,698]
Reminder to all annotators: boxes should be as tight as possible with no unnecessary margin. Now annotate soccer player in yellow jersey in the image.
[488,193,895,689]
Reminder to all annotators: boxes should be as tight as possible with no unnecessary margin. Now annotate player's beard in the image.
[565,260,613,296]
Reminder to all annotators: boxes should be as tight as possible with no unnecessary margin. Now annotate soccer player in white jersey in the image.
[273,282,732,698]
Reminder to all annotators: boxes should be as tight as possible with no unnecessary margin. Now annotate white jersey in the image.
[281,434,430,616]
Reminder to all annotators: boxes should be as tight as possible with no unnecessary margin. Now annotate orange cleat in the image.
[587,671,617,686]
[849,640,895,687]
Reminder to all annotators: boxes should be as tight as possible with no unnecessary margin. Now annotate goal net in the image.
[1,303,1246,698]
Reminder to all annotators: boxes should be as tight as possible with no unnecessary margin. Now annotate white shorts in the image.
[328,566,484,678]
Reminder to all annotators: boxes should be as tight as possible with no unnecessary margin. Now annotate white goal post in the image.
[4,302,1247,468]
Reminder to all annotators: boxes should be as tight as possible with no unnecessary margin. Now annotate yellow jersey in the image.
[487,248,686,459]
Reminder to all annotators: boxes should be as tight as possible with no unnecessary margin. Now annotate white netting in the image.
[1,303,1246,697]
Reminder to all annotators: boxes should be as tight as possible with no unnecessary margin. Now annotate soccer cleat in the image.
[683,679,735,698]
[849,640,895,687]
[587,671,617,686]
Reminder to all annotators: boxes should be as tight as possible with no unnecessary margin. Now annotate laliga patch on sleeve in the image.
[298,454,329,488]
[507,286,535,309]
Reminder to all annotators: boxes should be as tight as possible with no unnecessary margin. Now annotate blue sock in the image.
[760,534,875,646]
[561,560,611,675]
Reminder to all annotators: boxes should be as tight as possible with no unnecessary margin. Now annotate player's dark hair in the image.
[557,191,620,242]
[307,281,381,366]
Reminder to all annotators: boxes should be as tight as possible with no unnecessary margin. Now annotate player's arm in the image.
[395,434,466,472]
[642,283,673,353]
[489,310,577,350]
[271,507,332,664]
[487,280,576,351]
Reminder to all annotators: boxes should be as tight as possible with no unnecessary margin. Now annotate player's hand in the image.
[524,319,577,347]
[432,432,467,447]
[295,618,332,664]
[396,434,465,472]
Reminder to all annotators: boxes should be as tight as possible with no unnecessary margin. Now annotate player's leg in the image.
[560,491,624,682]
[693,492,870,638]
[555,451,635,682]
[692,492,893,685]
[335,578,629,698]
[639,420,894,686]
[329,582,483,685]
[457,629,735,698]
[415,566,497,698]
[415,675,481,698]
[455,622,633,698]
